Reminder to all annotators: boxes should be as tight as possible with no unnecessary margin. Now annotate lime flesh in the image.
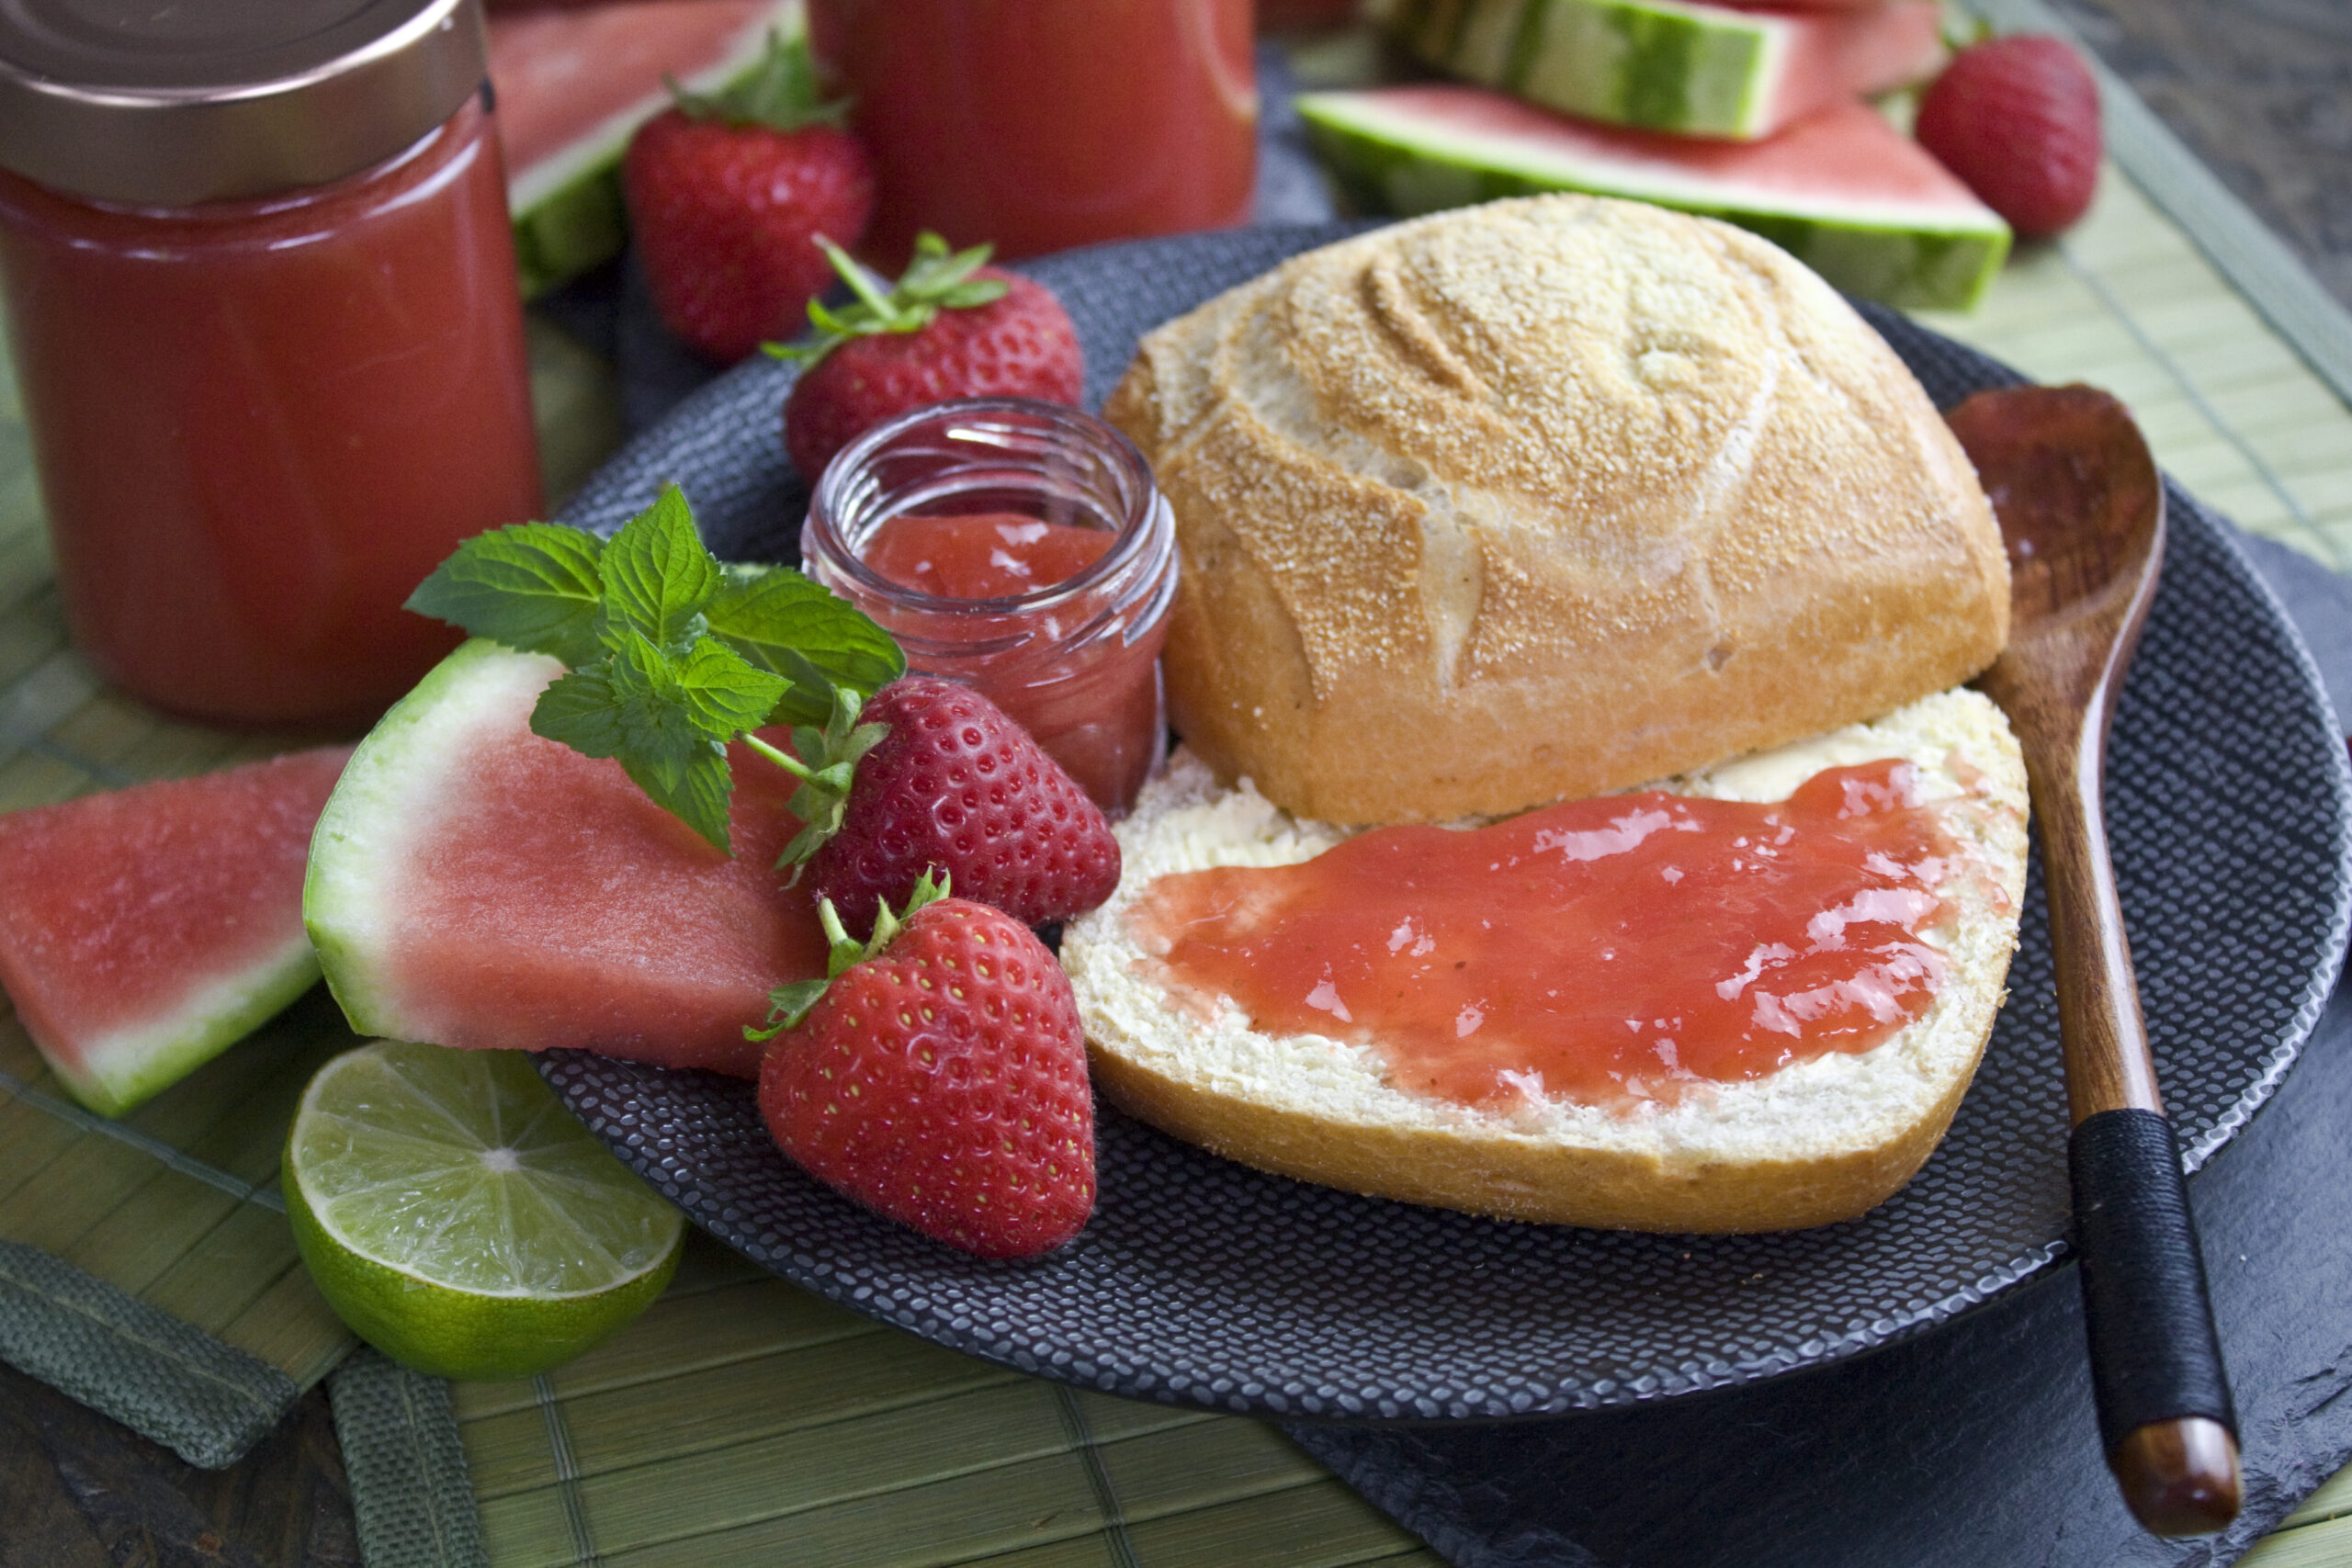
[285,1042,683,1381]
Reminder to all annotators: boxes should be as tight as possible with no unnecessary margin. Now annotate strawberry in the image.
[1915,35,2101,241]
[622,31,876,365]
[769,677,1120,933]
[772,233,1083,483]
[755,874,1095,1258]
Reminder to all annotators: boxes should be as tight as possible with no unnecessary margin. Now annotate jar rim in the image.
[805,396,1170,619]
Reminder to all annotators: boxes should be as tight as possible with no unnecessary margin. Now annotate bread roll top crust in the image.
[1107,196,2009,825]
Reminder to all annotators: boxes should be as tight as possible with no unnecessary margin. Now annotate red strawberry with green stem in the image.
[622,30,876,364]
[745,676,1121,933]
[771,232,1083,482]
[754,872,1095,1258]
[1915,34,2101,240]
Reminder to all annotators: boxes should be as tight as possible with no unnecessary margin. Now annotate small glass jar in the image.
[0,0,542,728]
[804,400,1179,815]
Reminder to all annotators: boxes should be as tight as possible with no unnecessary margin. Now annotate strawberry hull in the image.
[1299,87,2012,310]
[0,748,351,1117]
[305,640,828,1077]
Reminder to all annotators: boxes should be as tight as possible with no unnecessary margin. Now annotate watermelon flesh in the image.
[1389,0,1945,141]
[1298,87,2012,310]
[0,747,352,1117]
[492,0,799,296]
[305,640,827,1079]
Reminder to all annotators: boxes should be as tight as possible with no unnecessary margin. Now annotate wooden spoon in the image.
[1951,384,2241,1537]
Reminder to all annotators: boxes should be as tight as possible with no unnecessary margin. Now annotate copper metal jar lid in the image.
[0,0,488,208]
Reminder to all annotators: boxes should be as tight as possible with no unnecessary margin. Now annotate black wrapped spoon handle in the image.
[2072,1110,2239,1531]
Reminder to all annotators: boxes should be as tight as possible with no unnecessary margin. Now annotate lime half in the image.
[285,1042,684,1381]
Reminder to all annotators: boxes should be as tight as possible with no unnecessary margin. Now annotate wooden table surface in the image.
[4,3,2348,1563]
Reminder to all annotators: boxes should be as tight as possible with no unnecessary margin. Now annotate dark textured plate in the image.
[540,223,2352,1420]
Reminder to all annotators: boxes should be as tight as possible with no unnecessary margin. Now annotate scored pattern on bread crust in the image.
[1063,689,2030,1233]
[1104,196,2010,826]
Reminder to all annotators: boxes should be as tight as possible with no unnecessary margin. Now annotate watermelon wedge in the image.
[1387,0,1945,141]
[1297,87,2012,310]
[304,640,827,1079]
[0,747,352,1117]
[492,0,802,297]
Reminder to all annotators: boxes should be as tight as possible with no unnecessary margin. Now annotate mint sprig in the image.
[405,485,906,854]
[764,231,1010,368]
[748,869,953,1041]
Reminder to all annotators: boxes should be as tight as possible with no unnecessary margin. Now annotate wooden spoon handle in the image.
[2031,733,2240,1533]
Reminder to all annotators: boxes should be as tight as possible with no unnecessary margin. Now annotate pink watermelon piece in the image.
[1298,87,2012,310]
[305,640,828,1079]
[491,0,799,295]
[0,747,353,1117]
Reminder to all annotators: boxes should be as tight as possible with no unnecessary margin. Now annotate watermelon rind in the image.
[305,640,562,1042]
[1386,0,1940,141]
[50,942,321,1120]
[1296,89,2011,312]
[505,0,803,297]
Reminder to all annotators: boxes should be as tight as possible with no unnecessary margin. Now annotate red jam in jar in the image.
[0,0,542,728]
[803,400,1178,815]
[1130,761,1963,1110]
[864,513,1116,602]
[805,0,1257,264]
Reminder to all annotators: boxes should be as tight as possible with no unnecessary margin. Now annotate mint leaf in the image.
[405,523,605,666]
[602,485,721,650]
[673,637,791,741]
[530,633,741,851]
[709,566,906,725]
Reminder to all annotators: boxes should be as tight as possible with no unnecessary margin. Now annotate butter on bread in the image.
[1063,689,2029,1233]
[1104,196,2009,825]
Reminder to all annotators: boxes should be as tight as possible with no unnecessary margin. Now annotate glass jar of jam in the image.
[803,399,1178,815]
[0,0,543,728]
[805,0,1258,264]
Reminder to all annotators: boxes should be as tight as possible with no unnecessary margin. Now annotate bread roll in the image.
[1063,688,2028,1232]
[1104,196,2009,825]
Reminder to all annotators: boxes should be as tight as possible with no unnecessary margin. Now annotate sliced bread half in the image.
[1062,688,2029,1232]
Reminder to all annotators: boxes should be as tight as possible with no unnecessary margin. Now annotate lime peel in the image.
[285,1041,684,1380]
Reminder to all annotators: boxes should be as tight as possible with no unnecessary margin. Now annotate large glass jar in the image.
[806,0,1258,264]
[803,400,1179,815]
[0,0,542,727]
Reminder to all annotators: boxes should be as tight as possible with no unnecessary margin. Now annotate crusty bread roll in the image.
[1104,196,2009,825]
[1063,688,2028,1232]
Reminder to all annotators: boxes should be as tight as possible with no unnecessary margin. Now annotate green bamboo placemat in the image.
[0,51,2350,1568]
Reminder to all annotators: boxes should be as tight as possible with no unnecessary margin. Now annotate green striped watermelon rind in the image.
[304,640,560,1042]
[1390,0,1784,140]
[507,2,803,298]
[1297,93,2012,313]
[55,942,321,1120]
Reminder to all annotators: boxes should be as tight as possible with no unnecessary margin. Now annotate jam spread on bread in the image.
[864,513,1114,602]
[1129,761,1961,1110]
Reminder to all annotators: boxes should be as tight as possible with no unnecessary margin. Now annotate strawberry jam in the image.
[1130,761,1962,1110]
[863,513,1115,602]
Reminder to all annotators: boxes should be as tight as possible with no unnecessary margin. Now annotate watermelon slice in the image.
[304,640,827,1079]
[0,747,352,1117]
[1387,0,1945,141]
[492,0,802,297]
[1297,87,2012,310]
